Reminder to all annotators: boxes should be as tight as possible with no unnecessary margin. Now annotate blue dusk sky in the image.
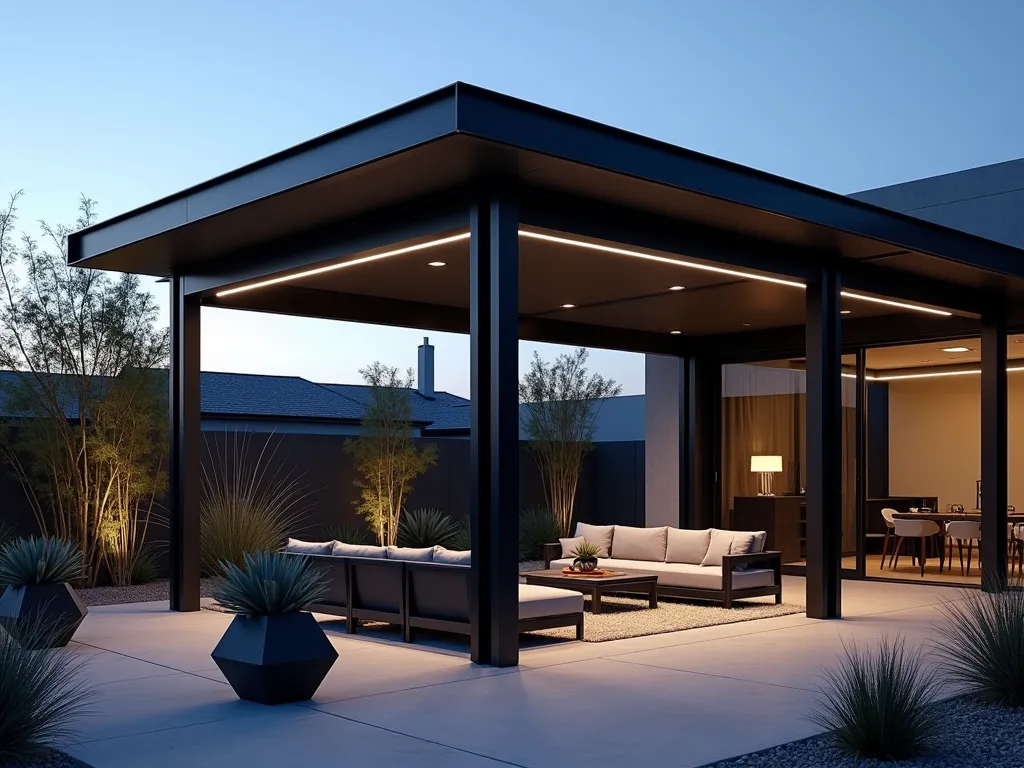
[4,1,1023,397]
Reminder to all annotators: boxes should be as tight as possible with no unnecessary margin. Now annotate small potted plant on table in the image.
[0,537,87,649]
[571,540,601,573]
[211,551,338,705]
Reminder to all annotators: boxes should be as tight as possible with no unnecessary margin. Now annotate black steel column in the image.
[805,267,842,619]
[981,315,1008,592]
[469,195,520,667]
[684,357,720,530]
[169,277,201,612]
[854,348,868,578]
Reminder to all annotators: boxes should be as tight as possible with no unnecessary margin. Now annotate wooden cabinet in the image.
[731,496,806,563]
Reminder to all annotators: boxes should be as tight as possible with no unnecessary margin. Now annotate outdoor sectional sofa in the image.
[544,523,782,608]
[282,541,584,641]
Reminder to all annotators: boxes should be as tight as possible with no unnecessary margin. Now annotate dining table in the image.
[892,511,1024,523]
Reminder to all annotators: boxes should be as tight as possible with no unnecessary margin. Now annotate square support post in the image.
[469,195,520,667]
[644,355,685,528]
[685,356,720,530]
[981,315,1008,592]
[854,348,868,578]
[169,277,201,612]
[805,266,842,619]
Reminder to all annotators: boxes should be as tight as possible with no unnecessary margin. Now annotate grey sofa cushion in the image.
[284,538,334,555]
[548,557,774,591]
[386,545,434,562]
[432,546,471,565]
[700,529,736,567]
[611,525,668,561]
[727,530,768,554]
[573,522,614,557]
[665,528,712,564]
[332,542,387,558]
[518,584,584,619]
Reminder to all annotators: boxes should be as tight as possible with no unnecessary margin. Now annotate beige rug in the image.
[533,595,804,643]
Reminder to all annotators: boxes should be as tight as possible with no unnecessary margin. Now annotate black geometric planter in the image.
[0,583,89,649]
[211,612,338,705]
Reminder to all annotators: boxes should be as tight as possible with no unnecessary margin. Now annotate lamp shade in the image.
[750,455,783,473]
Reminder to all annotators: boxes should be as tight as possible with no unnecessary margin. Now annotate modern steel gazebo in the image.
[68,83,1024,667]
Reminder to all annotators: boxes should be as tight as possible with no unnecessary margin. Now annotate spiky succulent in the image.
[397,508,460,549]
[571,540,601,560]
[213,551,327,617]
[0,537,84,587]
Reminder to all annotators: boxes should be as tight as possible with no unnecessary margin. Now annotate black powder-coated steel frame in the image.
[981,317,1009,592]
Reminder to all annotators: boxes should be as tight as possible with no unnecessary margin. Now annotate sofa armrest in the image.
[721,550,782,569]
[542,542,562,569]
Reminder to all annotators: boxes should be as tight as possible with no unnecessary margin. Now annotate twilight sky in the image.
[4,0,1024,397]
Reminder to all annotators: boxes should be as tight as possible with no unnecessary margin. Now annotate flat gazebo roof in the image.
[68,83,1024,666]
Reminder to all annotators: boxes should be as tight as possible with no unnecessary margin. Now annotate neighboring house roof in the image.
[0,370,85,420]
[201,372,365,421]
[319,384,470,429]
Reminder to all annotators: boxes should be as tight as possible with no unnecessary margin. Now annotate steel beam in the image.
[805,266,843,619]
[169,277,202,612]
[981,315,1008,592]
[469,195,520,667]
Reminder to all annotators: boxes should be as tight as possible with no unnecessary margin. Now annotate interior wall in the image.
[888,373,1024,510]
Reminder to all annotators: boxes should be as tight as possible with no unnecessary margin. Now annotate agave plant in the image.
[200,431,311,576]
[396,508,459,549]
[518,506,561,560]
[323,524,370,546]
[0,610,95,761]
[932,586,1024,706]
[0,537,84,588]
[449,517,471,552]
[810,635,941,760]
[213,551,327,618]
[571,540,601,572]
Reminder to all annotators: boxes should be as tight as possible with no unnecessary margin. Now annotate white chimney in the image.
[417,337,435,399]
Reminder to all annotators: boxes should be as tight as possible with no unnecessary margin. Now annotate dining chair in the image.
[880,508,898,569]
[945,520,981,577]
[891,518,943,577]
[1010,523,1024,578]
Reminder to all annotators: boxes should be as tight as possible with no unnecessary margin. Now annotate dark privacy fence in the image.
[0,434,646,540]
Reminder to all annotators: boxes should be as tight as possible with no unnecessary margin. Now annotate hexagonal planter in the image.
[211,611,338,705]
[0,582,89,649]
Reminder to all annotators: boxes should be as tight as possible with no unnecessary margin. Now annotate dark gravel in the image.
[1,749,93,768]
[79,578,218,607]
[702,696,1024,767]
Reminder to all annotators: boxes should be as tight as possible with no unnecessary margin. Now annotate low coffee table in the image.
[520,570,658,614]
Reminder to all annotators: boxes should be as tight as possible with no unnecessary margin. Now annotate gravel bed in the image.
[79,579,218,607]
[702,696,1024,768]
[519,560,545,572]
[2,749,94,768]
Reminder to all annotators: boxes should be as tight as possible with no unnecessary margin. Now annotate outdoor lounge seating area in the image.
[282,542,585,642]
[544,523,782,609]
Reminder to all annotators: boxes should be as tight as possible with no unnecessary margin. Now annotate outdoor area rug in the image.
[534,596,804,642]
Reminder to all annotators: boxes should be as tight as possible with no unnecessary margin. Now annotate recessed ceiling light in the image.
[561,303,576,309]
[840,310,852,315]
[741,322,751,327]
[427,261,447,267]
[941,346,972,353]
[669,285,685,291]
[670,330,682,335]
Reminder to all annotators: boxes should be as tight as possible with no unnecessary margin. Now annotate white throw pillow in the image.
[560,536,586,559]
[432,546,471,565]
[574,523,614,557]
[386,545,434,562]
[331,542,387,558]
[665,528,712,564]
[700,529,736,567]
[611,526,668,561]
[284,538,333,555]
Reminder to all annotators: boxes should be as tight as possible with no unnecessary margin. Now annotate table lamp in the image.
[750,455,783,496]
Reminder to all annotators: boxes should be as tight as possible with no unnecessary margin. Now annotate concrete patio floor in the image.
[65,576,964,768]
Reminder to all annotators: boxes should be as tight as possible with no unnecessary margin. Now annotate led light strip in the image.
[875,366,1024,382]
[215,233,472,297]
[215,228,956,319]
[518,230,807,288]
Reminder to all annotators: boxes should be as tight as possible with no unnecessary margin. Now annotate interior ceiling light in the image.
[875,366,1024,382]
[215,233,471,297]
[941,346,973,353]
[427,261,447,267]
[560,303,576,309]
[840,310,852,315]
[670,330,682,335]
[669,285,685,291]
